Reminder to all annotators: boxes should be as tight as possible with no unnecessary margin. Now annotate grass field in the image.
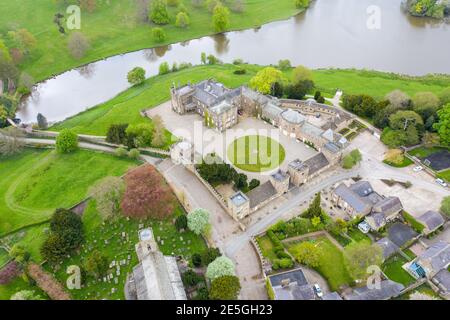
[256,235,278,263]
[0,0,304,82]
[49,64,450,137]
[408,146,449,159]
[287,237,352,291]
[382,254,415,286]
[0,248,9,267]
[228,135,286,172]
[0,148,138,235]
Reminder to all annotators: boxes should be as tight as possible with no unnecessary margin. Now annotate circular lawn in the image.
[227,135,286,173]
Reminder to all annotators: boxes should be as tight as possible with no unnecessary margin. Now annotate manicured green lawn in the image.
[347,228,372,244]
[47,201,207,300]
[0,0,304,82]
[50,64,450,137]
[287,237,352,291]
[408,146,449,159]
[0,148,138,235]
[382,254,415,286]
[256,235,278,263]
[437,169,450,182]
[228,135,286,172]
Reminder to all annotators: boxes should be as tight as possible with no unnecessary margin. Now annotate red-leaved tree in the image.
[0,261,21,285]
[121,165,176,219]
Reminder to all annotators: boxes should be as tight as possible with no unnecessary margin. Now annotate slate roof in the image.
[269,269,316,300]
[334,183,372,215]
[417,211,445,232]
[376,237,399,260]
[432,269,450,293]
[302,152,330,175]
[281,109,306,124]
[419,241,450,272]
[373,197,403,216]
[272,170,289,182]
[262,102,283,121]
[344,280,404,300]
[388,223,418,248]
[350,181,374,197]
[247,181,277,209]
[322,292,343,300]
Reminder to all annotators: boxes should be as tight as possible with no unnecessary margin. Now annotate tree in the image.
[175,215,188,231]
[233,173,248,191]
[212,3,230,32]
[440,196,450,218]
[344,241,382,281]
[201,52,207,64]
[126,123,153,148]
[381,127,409,148]
[121,165,177,219]
[187,208,210,235]
[152,28,166,42]
[67,32,90,59]
[192,253,202,267]
[128,148,140,159]
[292,65,313,83]
[201,247,221,265]
[271,81,284,98]
[250,67,283,94]
[106,124,129,145]
[56,129,78,153]
[0,105,8,127]
[389,110,424,131]
[342,154,356,169]
[8,28,37,54]
[84,250,109,278]
[434,104,450,145]
[127,67,146,86]
[249,179,260,190]
[384,149,406,166]
[210,275,241,300]
[206,256,235,280]
[385,90,411,109]
[149,0,170,24]
[158,62,170,75]
[278,59,292,71]
[182,269,203,286]
[176,12,190,28]
[10,290,42,300]
[412,92,441,120]
[37,113,48,129]
[304,193,322,218]
[290,242,322,268]
[0,261,21,285]
[0,127,25,156]
[152,115,166,147]
[9,244,30,263]
[422,131,440,148]
[88,176,125,220]
[285,80,314,100]
[295,0,310,9]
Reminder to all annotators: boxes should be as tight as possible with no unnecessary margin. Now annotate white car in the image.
[313,284,323,298]
[413,166,423,172]
[436,178,448,188]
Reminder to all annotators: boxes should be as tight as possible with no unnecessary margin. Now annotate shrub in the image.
[56,129,78,153]
[194,287,209,300]
[206,256,235,280]
[126,123,153,148]
[106,124,128,145]
[175,12,190,28]
[115,147,128,158]
[152,28,166,43]
[121,165,177,219]
[0,261,21,285]
[127,67,146,86]
[192,253,202,267]
[159,62,170,75]
[187,208,210,235]
[182,269,203,287]
[84,250,109,277]
[175,215,188,231]
[210,275,241,300]
[128,148,140,159]
[233,69,246,75]
[149,0,170,25]
[201,248,221,265]
[249,179,260,190]
[212,3,230,32]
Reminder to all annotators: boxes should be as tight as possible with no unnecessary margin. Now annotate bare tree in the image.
[67,32,90,60]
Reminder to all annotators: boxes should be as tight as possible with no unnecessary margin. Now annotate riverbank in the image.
[49,64,450,136]
[1,0,306,82]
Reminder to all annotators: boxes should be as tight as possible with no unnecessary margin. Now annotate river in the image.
[17,0,450,123]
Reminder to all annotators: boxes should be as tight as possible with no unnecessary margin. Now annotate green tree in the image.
[8,28,37,54]
[201,247,221,265]
[187,208,210,235]
[292,65,313,83]
[304,193,322,218]
[175,12,190,28]
[344,241,382,281]
[126,123,153,148]
[175,215,188,231]
[127,67,146,86]
[149,0,170,24]
[210,275,241,300]
[152,115,166,147]
[350,149,362,163]
[290,241,321,268]
[0,105,8,127]
[440,196,450,218]
[434,104,450,145]
[212,3,230,32]
[106,124,129,145]
[285,80,314,100]
[250,67,283,94]
[152,27,166,42]
[412,91,441,120]
[56,129,78,153]
[158,62,170,75]
[389,110,424,131]
[84,250,109,278]
[278,59,292,70]
[206,256,235,280]
[342,154,356,169]
[295,0,310,9]
[201,52,207,64]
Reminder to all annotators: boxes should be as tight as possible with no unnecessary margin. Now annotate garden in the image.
[381,254,415,286]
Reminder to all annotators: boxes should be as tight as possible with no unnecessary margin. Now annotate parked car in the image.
[436,178,448,188]
[413,166,423,172]
[313,284,323,298]
[358,221,371,234]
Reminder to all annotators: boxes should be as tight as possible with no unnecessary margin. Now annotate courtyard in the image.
[146,101,318,182]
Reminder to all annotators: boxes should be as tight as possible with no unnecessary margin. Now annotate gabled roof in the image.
[303,152,330,175]
[350,181,374,197]
[388,223,417,248]
[334,183,372,215]
[373,197,403,216]
[376,237,399,260]
[344,280,404,300]
[433,269,450,293]
[281,109,306,124]
[419,241,450,272]
[417,211,445,232]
